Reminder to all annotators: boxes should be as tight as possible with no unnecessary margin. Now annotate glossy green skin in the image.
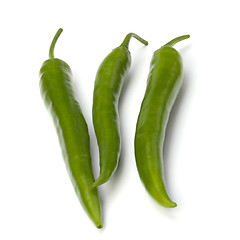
[135,46,183,207]
[40,59,102,228]
[93,46,131,185]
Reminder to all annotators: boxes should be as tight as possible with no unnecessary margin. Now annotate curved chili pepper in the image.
[92,33,148,187]
[39,29,102,228]
[134,35,190,207]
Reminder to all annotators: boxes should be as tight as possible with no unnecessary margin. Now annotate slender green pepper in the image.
[39,29,102,228]
[92,33,148,187]
[134,35,190,207]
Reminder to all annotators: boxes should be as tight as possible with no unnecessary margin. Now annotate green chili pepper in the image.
[39,29,102,228]
[92,33,148,187]
[134,35,190,207]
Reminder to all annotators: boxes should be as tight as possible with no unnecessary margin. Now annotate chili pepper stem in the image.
[49,28,63,59]
[163,34,190,47]
[120,33,148,49]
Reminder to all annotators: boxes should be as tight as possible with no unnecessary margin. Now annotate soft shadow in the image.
[120,46,147,103]
[163,69,191,199]
[179,44,192,56]
[150,194,180,220]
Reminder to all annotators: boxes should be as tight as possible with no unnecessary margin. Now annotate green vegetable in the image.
[92,33,148,187]
[39,28,102,228]
[134,35,190,207]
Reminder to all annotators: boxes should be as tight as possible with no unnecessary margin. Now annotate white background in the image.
[1,0,240,239]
